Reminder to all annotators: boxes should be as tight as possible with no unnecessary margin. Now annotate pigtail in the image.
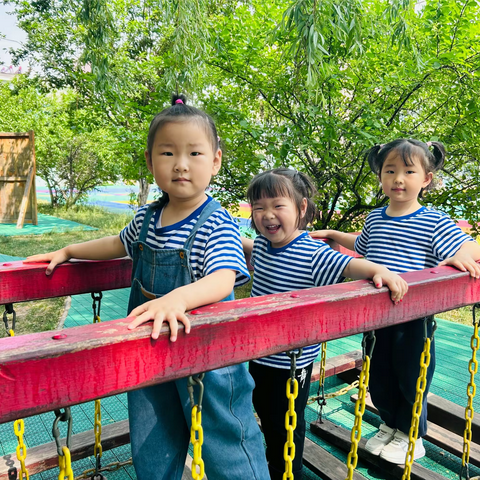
[366,145,384,176]
[296,171,319,228]
[427,141,446,172]
[171,93,187,106]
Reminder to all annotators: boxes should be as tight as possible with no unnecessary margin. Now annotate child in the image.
[311,139,480,464]
[242,167,408,480]
[25,94,270,480]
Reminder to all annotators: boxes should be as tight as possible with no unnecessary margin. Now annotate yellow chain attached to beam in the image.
[345,354,370,480]
[283,377,298,480]
[14,419,29,479]
[191,406,205,480]
[319,342,327,387]
[460,304,480,480]
[402,318,436,480]
[58,446,74,480]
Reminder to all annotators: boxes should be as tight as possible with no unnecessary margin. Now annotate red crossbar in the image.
[1,265,479,423]
[0,258,132,304]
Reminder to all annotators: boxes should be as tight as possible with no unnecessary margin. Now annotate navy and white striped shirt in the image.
[120,196,250,286]
[355,206,474,273]
[251,232,353,369]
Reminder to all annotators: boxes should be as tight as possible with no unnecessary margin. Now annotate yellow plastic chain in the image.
[14,419,29,479]
[58,446,74,480]
[319,342,327,387]
[402,336,432,480]
[461,307,479,479]
[283,377,298,480]
[345,354,370,480]
[94,400,102,458]
[191,406,205,480]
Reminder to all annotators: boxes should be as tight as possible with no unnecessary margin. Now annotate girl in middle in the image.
[242,167,408,480]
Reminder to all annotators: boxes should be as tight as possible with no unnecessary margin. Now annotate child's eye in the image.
[253,207,263,211]
[161,151,173,156]
[385,170,394,174]
[406,170,416,174]
[191,152,201,156]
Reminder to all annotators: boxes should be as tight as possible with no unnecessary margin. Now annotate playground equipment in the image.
[0,132,37,228]
[1,257,480,479]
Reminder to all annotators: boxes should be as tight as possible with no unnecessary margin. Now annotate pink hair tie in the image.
[175,99,184,104]
[426,141,432,147]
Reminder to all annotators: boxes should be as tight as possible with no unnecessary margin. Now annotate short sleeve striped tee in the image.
[355,206,474,273]
[251,232,353,369]
[119,196,250,286]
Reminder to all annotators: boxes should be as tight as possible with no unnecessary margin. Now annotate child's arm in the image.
[438,241,480,278]
[343,258,408,304]
[309,230,357,252]
[127,269,236,341]
[241,236,254,256]
[24,236,127,275]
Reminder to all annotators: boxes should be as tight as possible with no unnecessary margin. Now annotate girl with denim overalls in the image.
[26,94,269,480]
[311,139,480,464]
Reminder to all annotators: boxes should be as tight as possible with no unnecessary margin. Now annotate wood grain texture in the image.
[1,264,480,423]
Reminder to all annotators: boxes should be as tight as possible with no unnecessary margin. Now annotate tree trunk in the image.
[137,177,150,206]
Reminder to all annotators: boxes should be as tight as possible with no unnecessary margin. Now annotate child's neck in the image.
[161,193,208,227]
[385,199,422,217]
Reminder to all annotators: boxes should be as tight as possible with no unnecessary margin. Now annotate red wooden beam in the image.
[0,258,132,304]
[1,265,479,423]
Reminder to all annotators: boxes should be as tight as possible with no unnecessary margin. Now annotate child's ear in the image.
[145,150,153,174]
[423,171,434,188]
[300,198,308,218]
[211,149,222,176]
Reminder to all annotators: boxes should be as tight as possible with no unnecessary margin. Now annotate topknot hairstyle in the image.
[367,139,446,195]
[247,168,318,233]
[147,93,220,209]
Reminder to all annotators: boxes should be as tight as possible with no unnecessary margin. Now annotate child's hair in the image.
[147,93,220,209]
[247,168,318,233]
[367,139,446,195]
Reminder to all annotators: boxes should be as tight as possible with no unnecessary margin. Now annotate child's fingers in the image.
[308,230,327,239]
[163,313,178,342]
[372,274,383,289]
[127,310,153,330]
[178,312,191,334]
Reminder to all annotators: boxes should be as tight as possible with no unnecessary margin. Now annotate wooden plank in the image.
[0,420,204,479]
[1,264,480,422]
[351,393,480,467]
[0,176,28,181]
[0,133,29,138]
[311,418,446,480]
[312,350,362,383]
[28,131,37,225]
[16,166,34,228]
[0,258,133,304]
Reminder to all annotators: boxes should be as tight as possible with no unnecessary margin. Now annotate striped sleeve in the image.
[202,211,251,287]
[432,215,474,260]
[311,243,352,286]
[119,205,148,258]
[354,215,371,256]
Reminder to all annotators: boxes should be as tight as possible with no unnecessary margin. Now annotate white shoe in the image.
[365,424,396,455]
[380,430,426,464]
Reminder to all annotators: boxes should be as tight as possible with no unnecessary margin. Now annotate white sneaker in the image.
[380,430,426,464]
[365,424,396,455]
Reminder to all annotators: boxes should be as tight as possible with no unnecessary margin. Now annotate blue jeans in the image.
[128,364,268,479]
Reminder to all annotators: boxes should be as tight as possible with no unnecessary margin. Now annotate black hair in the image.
[147,93,220,209]
[367,139,446,196]
[246,168,318,233]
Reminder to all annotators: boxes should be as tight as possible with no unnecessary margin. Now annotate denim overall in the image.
[126,199,269,480]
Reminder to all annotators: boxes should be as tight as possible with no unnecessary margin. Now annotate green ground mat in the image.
[0,213,97,237]
[1,255,479,479]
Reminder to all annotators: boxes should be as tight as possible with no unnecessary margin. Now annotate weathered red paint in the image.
[1,264,479,424]
[0,258,132,304]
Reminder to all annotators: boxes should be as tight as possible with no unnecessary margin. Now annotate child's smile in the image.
[252,196,306,248]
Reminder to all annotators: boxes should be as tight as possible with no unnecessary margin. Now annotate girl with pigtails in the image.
[311,139,480,464]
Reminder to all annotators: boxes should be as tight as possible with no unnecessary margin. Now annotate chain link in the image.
[187,374,205,480]
[315,343,327,421]
[402,318,436,480]
[283,349,303,480]
[74,459,132,480]
[345,331,375,480]
[308,380,360,405]
[58,446,74,480]
[13,420,29,479]
[460,304,480,480]
[52,408,74,480]
[3,303,16,336]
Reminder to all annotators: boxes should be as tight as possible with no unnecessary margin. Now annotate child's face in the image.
[252,195,307,248]
[380,152,433,208]
[145,120,221,204]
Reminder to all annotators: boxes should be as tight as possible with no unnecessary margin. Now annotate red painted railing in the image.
[1,258,479,424]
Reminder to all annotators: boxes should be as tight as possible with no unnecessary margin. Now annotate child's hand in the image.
[308,230,330,239]
[24,249,71,275]
[372,271,409,304]
[438,252,480,278]
[127,292,192,341]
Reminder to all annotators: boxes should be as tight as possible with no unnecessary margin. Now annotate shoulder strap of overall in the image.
[138,204,158,243]
[183,198,222,251]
